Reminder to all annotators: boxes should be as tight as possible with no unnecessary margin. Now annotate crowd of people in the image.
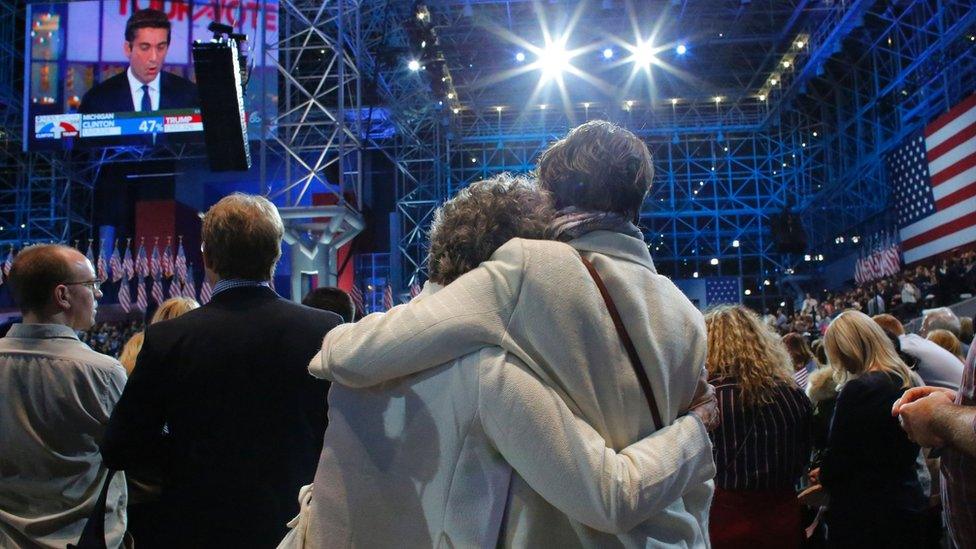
[1,119,975,549]
[766,250,976,340]
[78,320,144,359]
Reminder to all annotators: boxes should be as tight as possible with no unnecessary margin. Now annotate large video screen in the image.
[24,0,278,151]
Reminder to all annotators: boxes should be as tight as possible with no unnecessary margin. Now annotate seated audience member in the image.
[0,245,127,548]
[705,306,812,548]
[102,194,343,548]
[816,311,927,547]
[927,329,966,363]
[923,307,968,356]
[299,176,718,548]
[894,344,976,547]
[873,313,963,390]
[314,120,717,546]
[783,332,818,389]
[302,286,355,323]
[119,297,199,374]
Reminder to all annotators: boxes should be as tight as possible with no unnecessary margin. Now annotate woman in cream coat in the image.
[315,121,716,547]
[297,176,716,548]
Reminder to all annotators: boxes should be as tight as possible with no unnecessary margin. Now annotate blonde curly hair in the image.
[704,305,795,407]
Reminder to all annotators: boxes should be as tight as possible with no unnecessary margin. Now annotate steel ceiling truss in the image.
[796,0,976,256]
[0,1,92,250]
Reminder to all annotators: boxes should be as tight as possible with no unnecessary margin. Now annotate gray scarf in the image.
[545,207,644,242]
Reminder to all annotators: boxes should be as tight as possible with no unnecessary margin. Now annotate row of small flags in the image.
[853,231,902,286]
[0,237,213,313]
[347,282,423,315]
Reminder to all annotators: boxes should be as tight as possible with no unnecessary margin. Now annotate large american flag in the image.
[892,93,976,264]
[705,277,741,307]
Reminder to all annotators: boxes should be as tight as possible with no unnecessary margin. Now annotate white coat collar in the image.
[568,230,657,274]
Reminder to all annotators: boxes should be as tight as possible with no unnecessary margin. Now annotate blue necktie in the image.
[141,84,152,112]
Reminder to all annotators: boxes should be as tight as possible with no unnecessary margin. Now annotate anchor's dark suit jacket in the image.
[79,70,199,114]
[102,286,342,548]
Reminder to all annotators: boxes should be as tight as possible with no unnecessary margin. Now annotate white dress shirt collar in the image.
[126,67,162,111]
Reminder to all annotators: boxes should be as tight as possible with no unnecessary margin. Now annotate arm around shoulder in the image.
[479,354,715,534]
[315,239,529,387]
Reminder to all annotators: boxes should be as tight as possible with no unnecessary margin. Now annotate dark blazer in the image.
[820,371,927,547]
[79,70,199,114]
[103,286,341,548]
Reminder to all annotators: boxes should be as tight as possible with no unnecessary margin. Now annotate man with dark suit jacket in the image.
[102,193,342,548]
[79,9,198,114]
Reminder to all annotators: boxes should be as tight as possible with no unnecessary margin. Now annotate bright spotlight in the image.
[693,271,699,278]
[710,258,719,266]
[770,78,778,85]
[795,41,805,48]
[732,239,740,247]
[714,96,722,103]
[758,94,766,101]
[407,59,421,71]
[632,39,656,67]
[671,98,678,105]
[603,47,614,59]
[744,289,752,295]
[538,41,571,80]
[515,51,526,62]
[676,44,687,55]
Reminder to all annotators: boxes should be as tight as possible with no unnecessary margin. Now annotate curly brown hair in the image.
[704,305,795,408]
[782,332,816,370]
[427,174,554,285]
[536,120,653,218]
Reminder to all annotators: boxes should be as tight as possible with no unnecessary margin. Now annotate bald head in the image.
[9,244,100,329]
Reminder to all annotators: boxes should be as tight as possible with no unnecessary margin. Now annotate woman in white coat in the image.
[316,121,717,547]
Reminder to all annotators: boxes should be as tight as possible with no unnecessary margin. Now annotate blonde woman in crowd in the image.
[815,311,926,547]
[927,329,966,363]
[704,305,812,548]
[119,297,199,374]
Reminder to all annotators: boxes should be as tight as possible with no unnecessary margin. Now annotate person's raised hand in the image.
[892,386,957,416]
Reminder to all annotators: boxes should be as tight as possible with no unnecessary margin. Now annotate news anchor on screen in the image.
[80,9,198,114]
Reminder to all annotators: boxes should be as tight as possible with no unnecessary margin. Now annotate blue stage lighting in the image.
[676,44,687,55]
[603,47,614,59]
[515,51,526,62]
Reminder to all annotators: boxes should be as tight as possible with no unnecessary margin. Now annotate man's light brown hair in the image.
[7,244,75,314]
[872,313,905,337]
[536,120,653,219]
[202,193,284,281]
[427,174,554,285]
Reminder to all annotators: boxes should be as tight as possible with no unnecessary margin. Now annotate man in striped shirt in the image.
[894,343,976,547]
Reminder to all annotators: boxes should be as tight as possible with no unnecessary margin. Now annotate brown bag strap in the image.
[580,256,664,432]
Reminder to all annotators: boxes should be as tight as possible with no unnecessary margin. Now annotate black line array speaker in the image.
[771,211,808,254]
[192,39,251,172]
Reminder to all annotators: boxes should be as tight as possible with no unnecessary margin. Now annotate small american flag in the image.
[151,277,165,306]
[383,284,394,311]
[118,279,131,313]
[199,276,213,305]
[175,238,188,282]
[136,240,149,278]
[122,240,134,281]
[135,276,148,313]
[168,277,182,300]
[892,93,976,264]
[150,239,162,279]
[161,237,174,278]
[409,283,422,299]
[349,284,365,316]
[705,277,741,307]
[2,246,13,277]
[109,240,123,283]
[96,242,107,282]
[183,268,198,301]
